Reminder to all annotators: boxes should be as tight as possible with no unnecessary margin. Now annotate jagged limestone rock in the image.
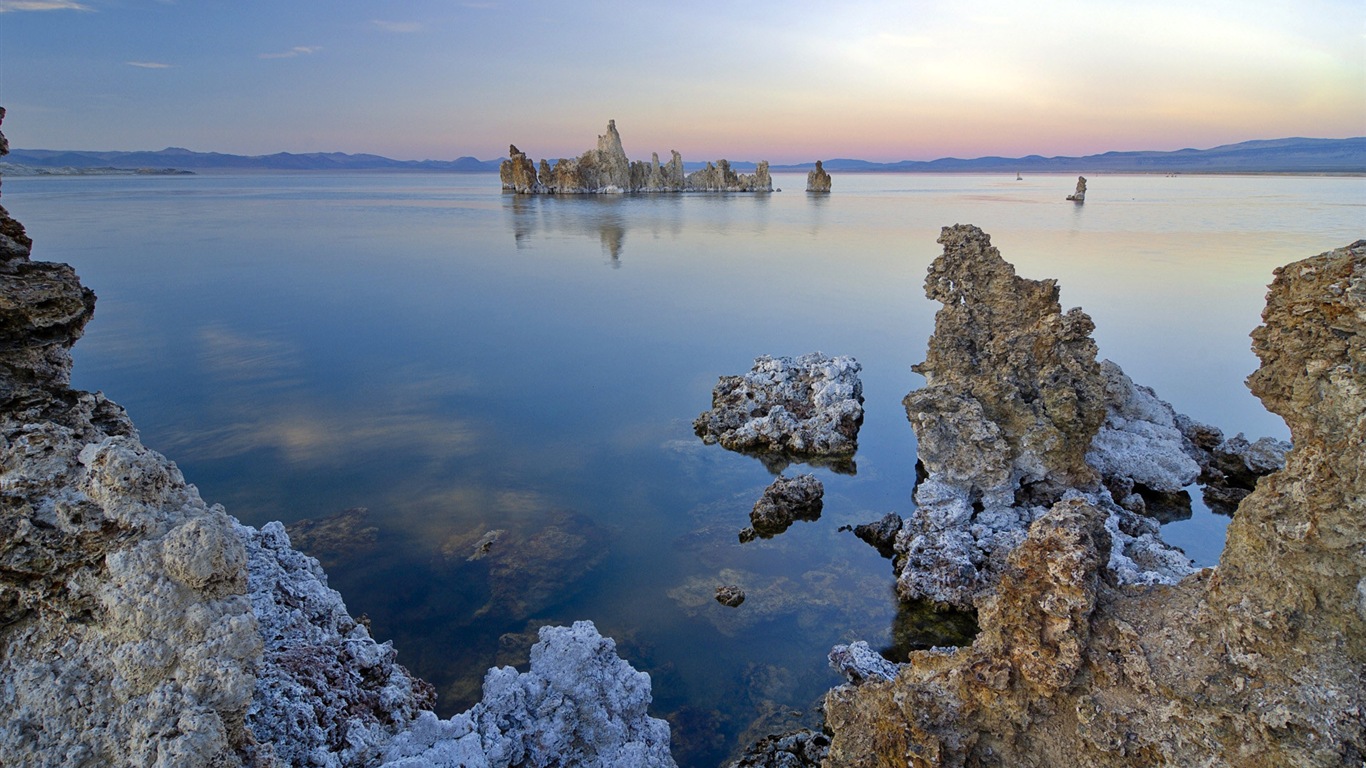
[805,160,831,193]
[895,225,1190,607]
[695,352,864,471]
[502,120,769,193]
[821,241,1366,768]
[498,144,543,193]
[1067,175,1087,202]
[747,473,824,538]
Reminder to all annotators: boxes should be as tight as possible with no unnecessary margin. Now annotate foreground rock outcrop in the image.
[0,110,676,768]
[822,239,1365,767]
[501,119,772,194]
[695,352,864,473]
[897,225,1192,607]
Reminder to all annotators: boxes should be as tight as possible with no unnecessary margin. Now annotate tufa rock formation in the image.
[897,225,1192,607]
[820,238,1365,767]
[1067,174,1087,202]
[500,119,771,194]
[743,473,824,540]
[805,160,832,193]
[695,352,864,473]
[0,107,677,768]
[715,585,746,608]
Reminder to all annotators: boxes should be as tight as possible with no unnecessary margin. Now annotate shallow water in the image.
[6,171,1362,766]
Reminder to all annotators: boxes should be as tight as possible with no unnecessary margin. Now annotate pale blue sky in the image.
[0,0,1362,162]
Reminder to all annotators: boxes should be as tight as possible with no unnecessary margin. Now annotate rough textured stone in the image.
[1067,175,1087,202]
[498,144,544,194]
[723,728,830,768]
[695,352,863,472]
[851,511,902,558]
[1175,414,1291,514]
[715,585,746,607]
[382,622,676,768]
[820,240,1366,768]
[805,160,831,193]
[1087,360,1201,495]
[501,119,771,194]
[747,473,823,539]
[896,225,1189,606]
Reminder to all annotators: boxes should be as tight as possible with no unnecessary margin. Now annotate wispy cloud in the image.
[126,61,173,69]
[260,45,321,60]
[0,0,93,11]
[371,19,421,33]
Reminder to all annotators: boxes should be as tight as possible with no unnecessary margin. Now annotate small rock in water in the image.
[749,474,824,538]
[715,585,746,607]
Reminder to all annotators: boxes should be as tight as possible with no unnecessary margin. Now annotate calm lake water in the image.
[6,171,1362,766]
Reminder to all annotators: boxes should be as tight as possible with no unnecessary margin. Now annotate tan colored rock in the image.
[805,160,831,192]
[822,241,1366,767]
[1067,175,1087,202]
[506,120,769,193]
[499,144,543,193]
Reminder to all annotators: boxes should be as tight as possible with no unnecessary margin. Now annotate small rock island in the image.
[806,160,832,192]
[500,119,772,194]
[1067,174,1087,202]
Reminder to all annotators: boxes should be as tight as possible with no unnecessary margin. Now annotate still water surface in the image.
[6,171,1362,766]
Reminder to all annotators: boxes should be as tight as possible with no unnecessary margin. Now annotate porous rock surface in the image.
[821,240,1365,767]
[695,352,863,467]
[0,109,676,767]
[805,160,831,193]
[745,473,824,539]
[897,225,1192,607]
[501,119,771,194]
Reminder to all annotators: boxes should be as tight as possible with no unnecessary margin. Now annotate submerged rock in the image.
[896,225,1191,607]
[805,160,831,193]
[695,352,864,472]
[1066,174,1087,202]
[820,240,1366,767]
[285,506,379,569]
[501,119,771,194]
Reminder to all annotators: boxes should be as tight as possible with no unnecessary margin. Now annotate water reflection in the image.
[505,193,685,264]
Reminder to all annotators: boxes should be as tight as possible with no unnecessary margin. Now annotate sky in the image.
[0,0,1362,164]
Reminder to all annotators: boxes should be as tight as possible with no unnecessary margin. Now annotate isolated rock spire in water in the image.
[821,239,1366,768]
[805,160,831,192]
[1067,174,1087,202]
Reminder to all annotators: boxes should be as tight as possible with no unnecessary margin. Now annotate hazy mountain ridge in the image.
[6,136,1363,174]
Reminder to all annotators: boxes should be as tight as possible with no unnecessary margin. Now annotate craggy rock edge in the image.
[501,119,773,194]
[822,239,1365,767]
[0,108,677,767]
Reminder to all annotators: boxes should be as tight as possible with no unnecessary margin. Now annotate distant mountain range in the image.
[5,136,1363,174]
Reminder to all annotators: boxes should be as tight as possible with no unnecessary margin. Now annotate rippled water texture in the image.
[7,171,1362,766]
